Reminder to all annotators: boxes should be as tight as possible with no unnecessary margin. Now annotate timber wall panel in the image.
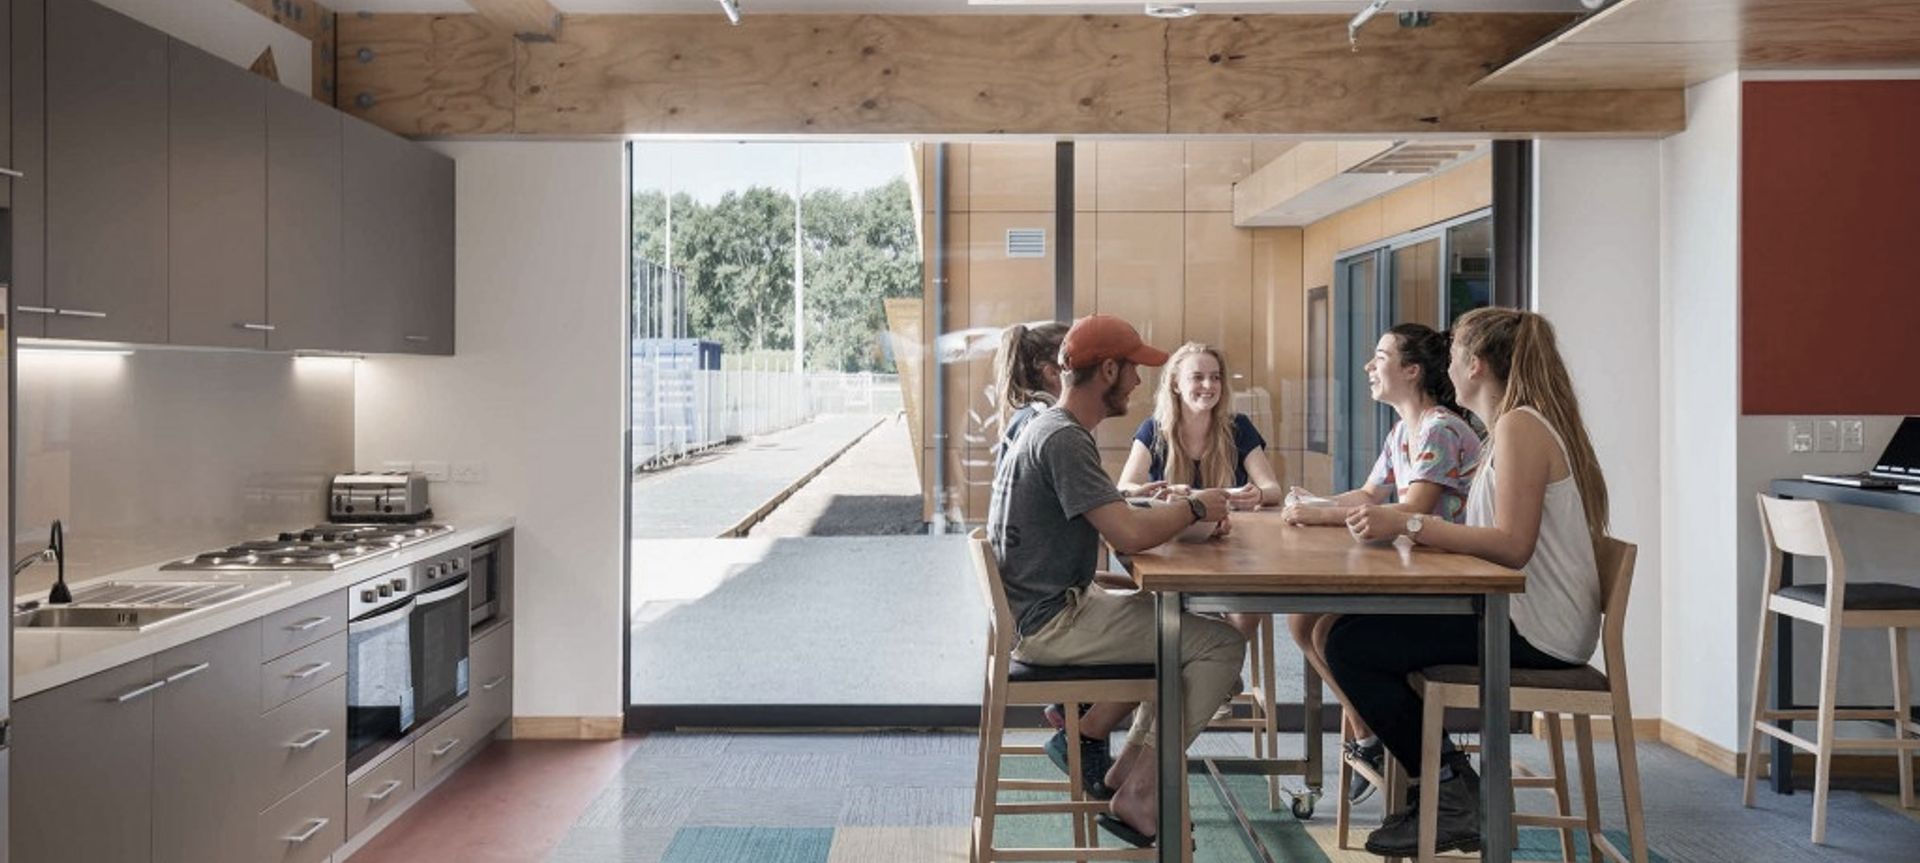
[1096,141,1186,213]
[336,13,514,134]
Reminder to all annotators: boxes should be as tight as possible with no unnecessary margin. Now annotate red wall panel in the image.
[1741,80,1920,415]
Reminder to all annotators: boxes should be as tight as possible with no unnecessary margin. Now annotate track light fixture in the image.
[717,0,741,26]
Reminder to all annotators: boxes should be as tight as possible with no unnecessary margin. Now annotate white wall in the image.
[1659,73,1745,750]
[1531,138,1664,718]
[356,142,628,720]
[96,0,313,97]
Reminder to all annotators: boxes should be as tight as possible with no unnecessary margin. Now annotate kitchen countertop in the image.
[13,515,516,699]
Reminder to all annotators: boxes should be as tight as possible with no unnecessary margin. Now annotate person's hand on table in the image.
[1225,483,1264,510]
[1130,480,1169,499]
[1210,513,1234,538]
[1345,504,1410,543]
[1157,483,1193,501]
[1191,488,1229,522]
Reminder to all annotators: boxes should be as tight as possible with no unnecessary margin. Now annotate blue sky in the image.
[631,142,915,203]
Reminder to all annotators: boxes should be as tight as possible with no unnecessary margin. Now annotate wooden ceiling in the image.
[1478,0,1920,91]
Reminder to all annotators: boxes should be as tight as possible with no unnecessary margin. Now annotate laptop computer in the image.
[1804,416,1920,489]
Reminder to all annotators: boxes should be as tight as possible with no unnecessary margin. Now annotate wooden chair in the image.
[1403,536,1648,863]
[968,530,1158,862]
[1743,495,1920,843]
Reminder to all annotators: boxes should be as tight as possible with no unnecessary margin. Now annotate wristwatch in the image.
[1405,513,1426,540]
[1184,496,1208,524]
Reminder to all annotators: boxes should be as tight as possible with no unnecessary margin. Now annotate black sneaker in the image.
[1044,728,1116,800]
[1344,738,1386,805]
[1363,760,1482,857]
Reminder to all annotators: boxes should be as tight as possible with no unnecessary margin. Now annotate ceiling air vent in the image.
[1005,228,1047,259]
[1347,142,1482,175]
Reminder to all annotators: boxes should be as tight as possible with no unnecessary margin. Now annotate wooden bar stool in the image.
[968,531,1158,862]
[1743,495,1920,843]
[1404,537,1648,863]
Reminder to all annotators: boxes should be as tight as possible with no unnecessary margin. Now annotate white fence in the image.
[632,369,901,470]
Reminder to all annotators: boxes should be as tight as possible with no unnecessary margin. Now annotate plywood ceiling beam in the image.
[466,0,560,38]
[336,13,1683,137]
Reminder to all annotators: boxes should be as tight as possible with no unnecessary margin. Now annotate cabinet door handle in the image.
[287,615,332,632]
[55,308,107,318]
[286,661,333,680]
[17,306,56,315]
[237,322,277,331]
[163,662,211,684]
[0,167,22,178]
[114,679,167,703]
[431,738,461,757]
[367,779,405,802]
[288,728,332,750]
[403,334,430,342]
[482,674,508,692]
[284,818,329,844]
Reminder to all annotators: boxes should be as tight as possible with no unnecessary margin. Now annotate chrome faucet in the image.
[11,521,70,604]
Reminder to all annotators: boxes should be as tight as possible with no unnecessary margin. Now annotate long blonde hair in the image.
[991,321,1068,433]
[1453,308,1610,538]
[1151,343,1238,488]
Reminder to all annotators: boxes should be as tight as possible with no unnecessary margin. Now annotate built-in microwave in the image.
[468,538,503,628]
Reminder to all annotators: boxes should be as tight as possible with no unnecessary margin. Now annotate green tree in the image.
[676,186,796,354]
[800,178,921,372]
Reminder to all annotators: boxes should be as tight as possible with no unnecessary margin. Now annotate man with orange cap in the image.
[987,314,1247,847]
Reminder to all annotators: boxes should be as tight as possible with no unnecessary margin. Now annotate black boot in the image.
[1363,757,1482,857]
[1344,737,1387,804]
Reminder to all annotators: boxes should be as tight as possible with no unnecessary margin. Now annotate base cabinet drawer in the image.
[414,704,474,788]
[261,592,347,660]
[257,762,344,863]
[347,744,415,840]
[262,630,345,712]
[258,676,346,806]
[471,622,513,736]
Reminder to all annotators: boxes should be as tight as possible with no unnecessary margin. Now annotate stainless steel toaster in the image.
[329,472,432,522]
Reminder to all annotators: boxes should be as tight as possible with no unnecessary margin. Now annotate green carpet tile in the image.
[660,826,837,863]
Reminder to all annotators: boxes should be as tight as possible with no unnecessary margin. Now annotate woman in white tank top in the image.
[1328,309,1612,857]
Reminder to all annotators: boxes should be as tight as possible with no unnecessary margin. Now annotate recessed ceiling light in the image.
[1145,3,1197,19]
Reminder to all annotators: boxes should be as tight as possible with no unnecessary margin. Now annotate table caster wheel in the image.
[1290,791,1318,820]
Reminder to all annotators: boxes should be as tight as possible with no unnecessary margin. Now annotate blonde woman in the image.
[1335,308,1610,858]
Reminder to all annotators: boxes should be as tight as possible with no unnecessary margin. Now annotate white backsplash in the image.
[14,349,355,597]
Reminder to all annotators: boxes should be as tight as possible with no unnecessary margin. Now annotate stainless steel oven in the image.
[468,538,502,627]
[411,551,470,727]
[346,572,415,775]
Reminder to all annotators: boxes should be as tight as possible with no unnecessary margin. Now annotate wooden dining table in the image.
[1122,510,1526,863]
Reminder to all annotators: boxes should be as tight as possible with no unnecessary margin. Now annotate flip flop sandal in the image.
[1096,814,1156,849]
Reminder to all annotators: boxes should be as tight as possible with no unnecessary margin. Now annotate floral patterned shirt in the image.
[1365,407,1482,523]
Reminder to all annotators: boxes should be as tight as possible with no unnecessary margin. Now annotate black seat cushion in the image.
[1009,661,1156,683]
[1777,582,1920,611]
[1417,663,1610,693]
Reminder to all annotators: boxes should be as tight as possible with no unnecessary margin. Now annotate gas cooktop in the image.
[161,523,454,571]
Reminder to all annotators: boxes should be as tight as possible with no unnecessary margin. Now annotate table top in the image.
[1122,510,1524,595]
[1770,478,1920,515]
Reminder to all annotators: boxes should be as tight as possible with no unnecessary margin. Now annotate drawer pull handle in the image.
[55,308,107,318]
[164,662,211,684]
[403,334,430,342]
[18,306,56,315]
[288,728,331,750]
[286,661,332,680]
[431,738,461,758]
[482,675,508,691]
[0,167,23,178]
[284,818,329,844]
[287,615,332,632]
[237,322,277,331]
[367,779,404,802]
[114,680,167,703]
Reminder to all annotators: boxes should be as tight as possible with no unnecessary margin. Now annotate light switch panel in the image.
[382,460,413,474]
[416,461,451,482]
[1789,421,1814,453]
[1815,420,1841,452]
[1839,419,1865,453]
[453,461,487,483]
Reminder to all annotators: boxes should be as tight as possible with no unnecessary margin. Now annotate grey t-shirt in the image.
[986,406,1125,636]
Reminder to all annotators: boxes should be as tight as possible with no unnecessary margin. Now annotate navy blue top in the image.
[1134,414,1267,488]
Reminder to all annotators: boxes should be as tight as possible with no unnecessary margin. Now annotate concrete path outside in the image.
[631,413,884,539]
[749,414,923,538]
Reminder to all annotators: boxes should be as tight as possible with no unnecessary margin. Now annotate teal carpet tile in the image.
[660,826,836,863]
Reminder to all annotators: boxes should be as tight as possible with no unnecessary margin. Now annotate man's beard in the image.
[1102,378,1131,418]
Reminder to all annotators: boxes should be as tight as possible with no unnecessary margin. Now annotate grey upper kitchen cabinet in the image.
[2,0,12,211]
[152,622,263,863]
[11,657,159,863]
[10,0,47,337]
[168,39,268,349]
[265,83,344,351]
[344,115,454,356]
[44,0,169,343]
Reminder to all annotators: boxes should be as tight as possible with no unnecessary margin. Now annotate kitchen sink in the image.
[13,579,288,630]
[15,605,197,629]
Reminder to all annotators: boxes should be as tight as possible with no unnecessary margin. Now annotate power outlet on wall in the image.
[1815,420,1841,453]
[1839,419,1865,453]
[416,461,451,482]
[1789,421,1815,453]
[381,460,414,474]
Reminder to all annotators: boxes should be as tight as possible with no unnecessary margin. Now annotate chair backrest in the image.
[968,529,1015,660]
[1593,535,1639,691]
[1755,494,1846,593]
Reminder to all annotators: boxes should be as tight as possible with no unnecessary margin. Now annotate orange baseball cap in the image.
[1058,314,1170,370]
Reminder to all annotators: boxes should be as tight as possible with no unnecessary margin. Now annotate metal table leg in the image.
[1479,594,1513,863]
[1157,591,1185,863]
[1772,551,1795,794]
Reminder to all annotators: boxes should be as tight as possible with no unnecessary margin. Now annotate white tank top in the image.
[1464,406,1601,664]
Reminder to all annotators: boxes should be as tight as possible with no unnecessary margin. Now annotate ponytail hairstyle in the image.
[1151,342,1239,489]
[1386,323,1464,419]
[992,321,1069,433]
[1453,308,1610,538]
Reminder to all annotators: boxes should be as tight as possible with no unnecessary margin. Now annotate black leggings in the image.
[1324,614,1578,778]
